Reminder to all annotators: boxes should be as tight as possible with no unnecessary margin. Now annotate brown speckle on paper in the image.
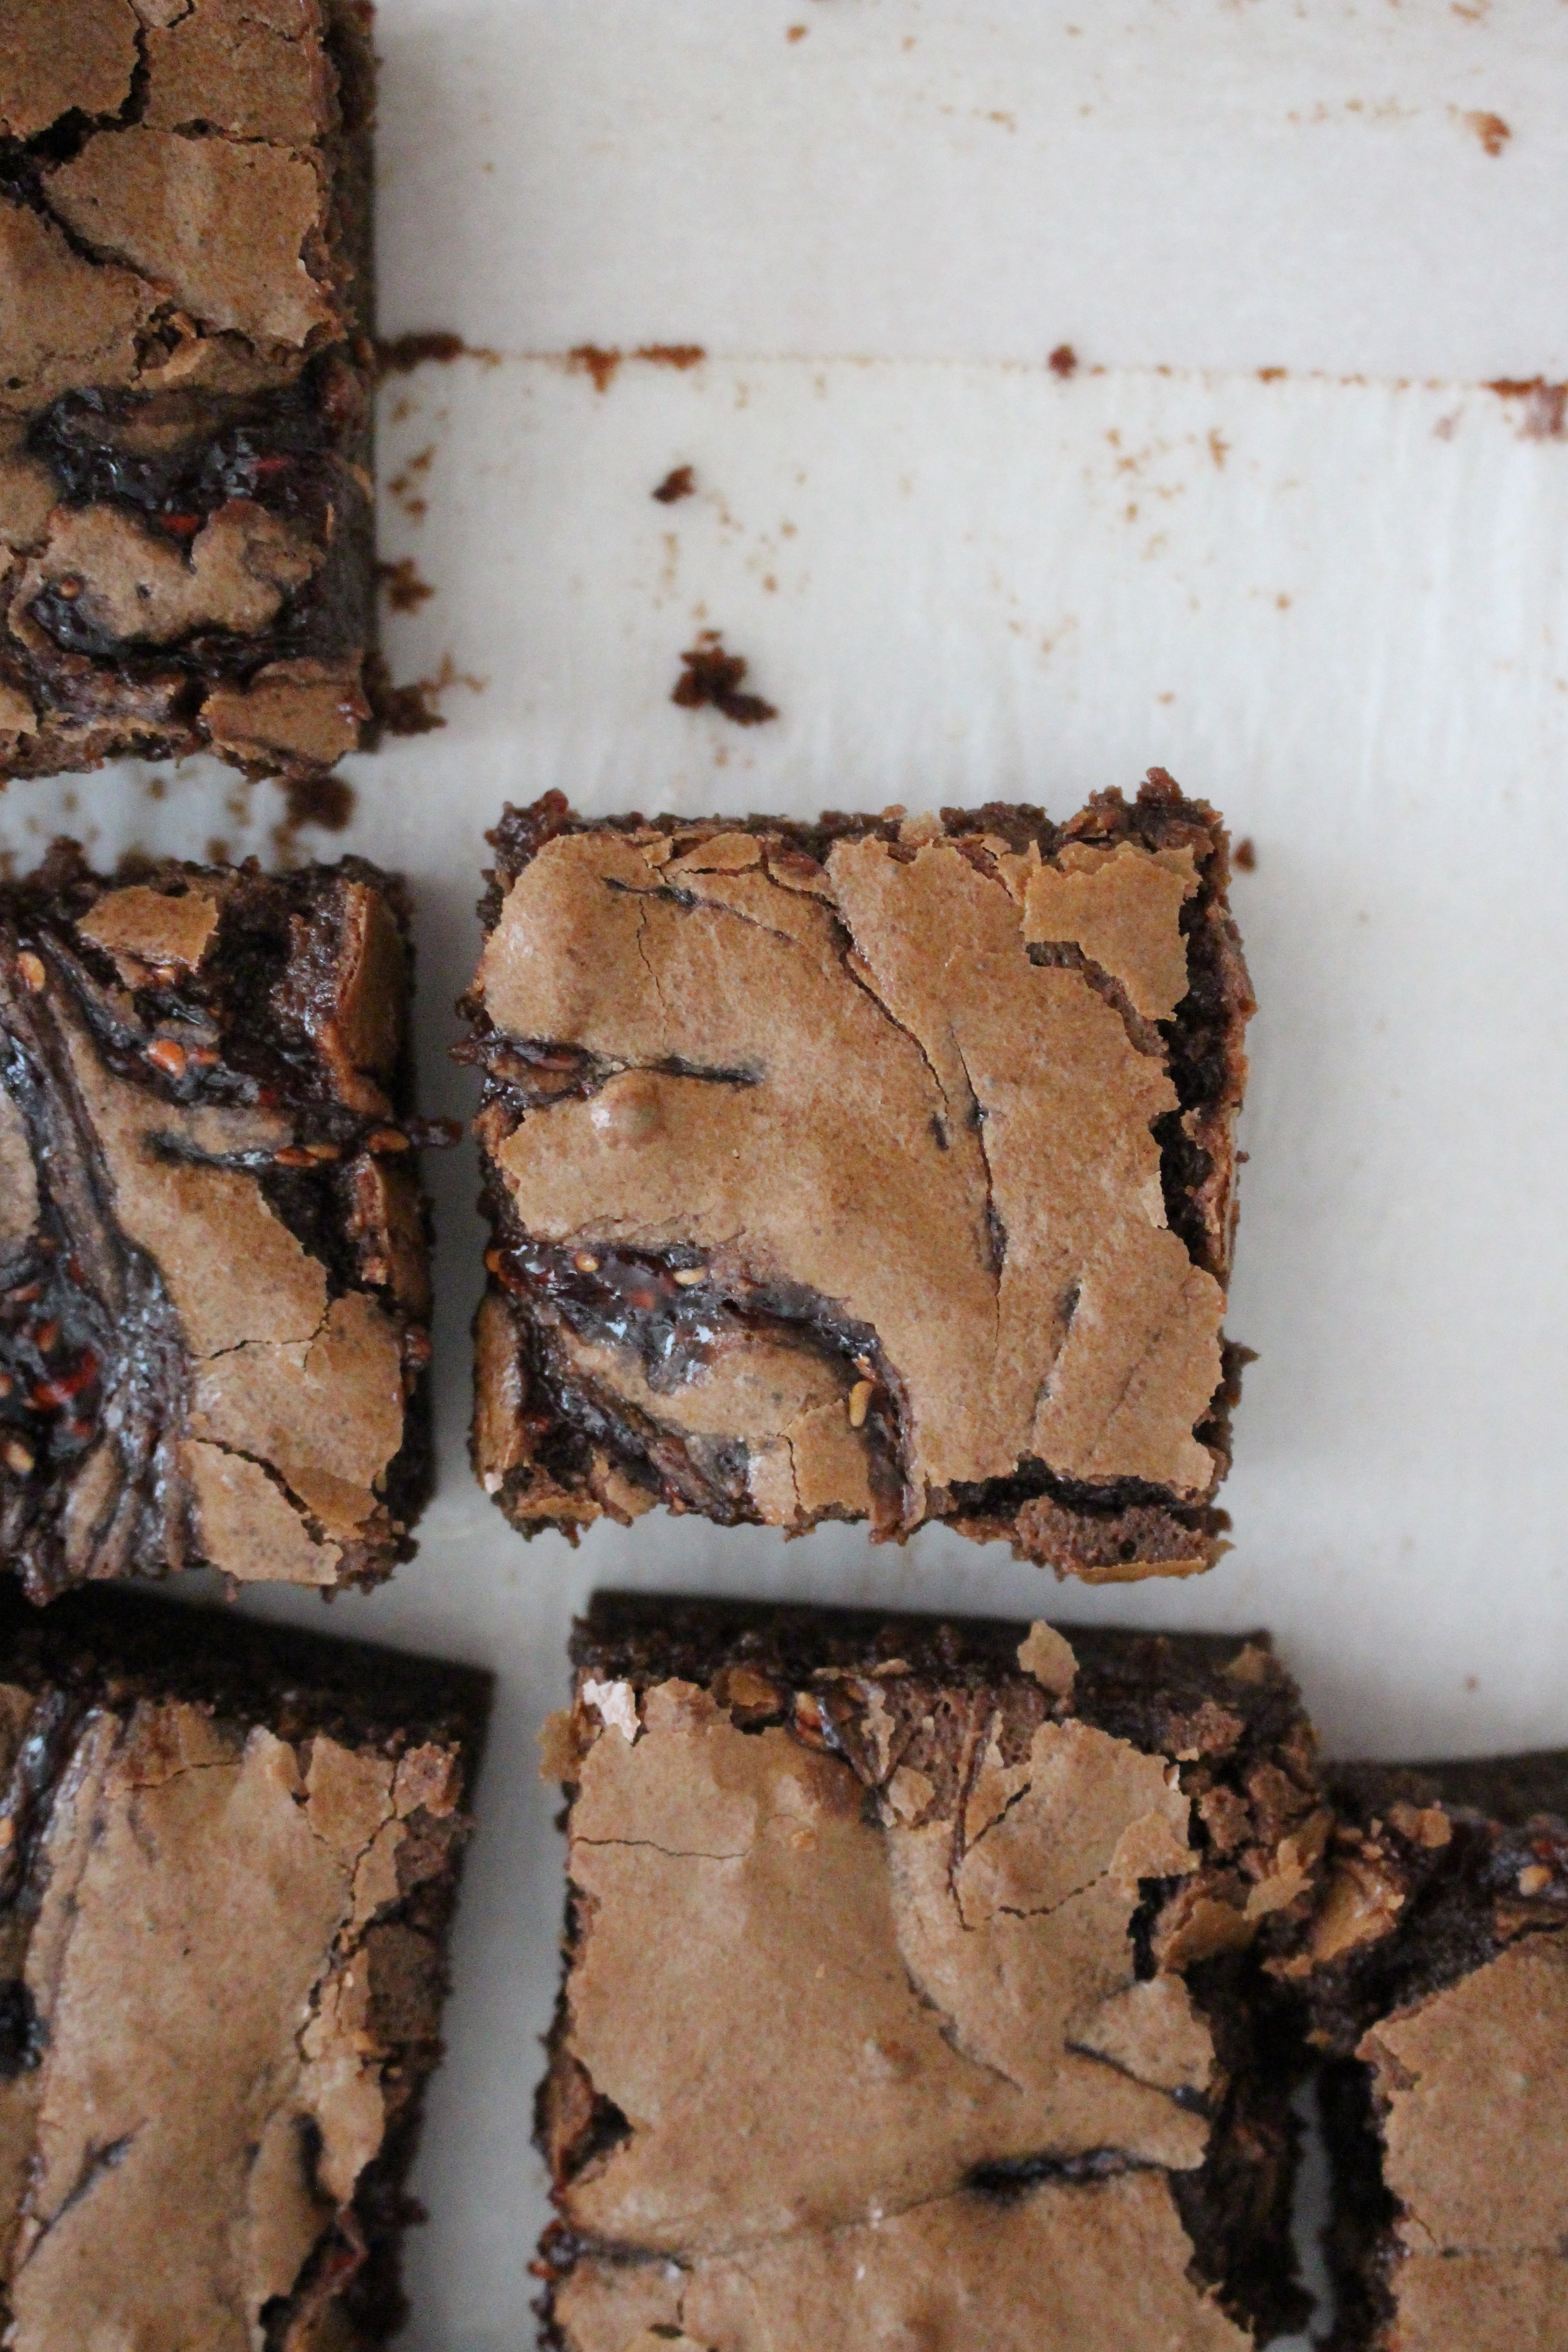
[377,559,435,613]
[388,447,436,522]
[1488,379,1568,441]
[570,345,623,393]
[570,345,706,393]
[1463,109,1511,156]
[638,344,707,371]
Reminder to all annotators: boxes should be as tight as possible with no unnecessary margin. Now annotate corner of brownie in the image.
[463,778,1254,1581]
[1,839,441,1601]
[0,1578,490,2348]
[1294,1753,1568,2351]
[534,1594,1326,2350]
[1,0,378,782]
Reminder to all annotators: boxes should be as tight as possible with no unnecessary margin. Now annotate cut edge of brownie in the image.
[465,777,1254,1583]
[1307,1752,1568,2352]
[0,1576,492,2348]
[1307,1753,1568,2052]
[535,1592,1322,2348]
[1,841,441,1602]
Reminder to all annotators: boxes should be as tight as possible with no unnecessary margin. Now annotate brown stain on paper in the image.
[570,345,709,393]
[1463,109,1511,157]
[1488,378,1568,441]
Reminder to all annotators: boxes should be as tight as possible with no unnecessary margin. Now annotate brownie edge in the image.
[1299,1754,1568,2352]
[537,1593,1325,2351]
[0,1580,490,2348]
[464,778,1254,1582]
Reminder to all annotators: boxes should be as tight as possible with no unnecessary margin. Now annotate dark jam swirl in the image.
[0,1233,105,1487]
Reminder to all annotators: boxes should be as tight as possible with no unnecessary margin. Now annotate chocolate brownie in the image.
[1299,1754,1568,2351]
[535,1594,1328,2350]
[1,840,441,1601]
[463,778,1253,1579]
[1,0,377,782]
[0,1579,487,2348]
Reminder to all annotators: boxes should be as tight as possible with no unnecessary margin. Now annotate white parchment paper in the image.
[5,5,1566,2344]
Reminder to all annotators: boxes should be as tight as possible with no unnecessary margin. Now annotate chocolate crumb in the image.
[671,633,779,726]
[378,331,468,374]
[367,651,446,737]
[283,776,355,833]
[1234,838,1256,872]
[370,650,483,737]
[1049,344,1078,378]
[378,559,436,612]
[653,466,697,505]
[377,679,447,737]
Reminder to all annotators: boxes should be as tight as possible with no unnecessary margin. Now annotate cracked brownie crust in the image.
[1298,1754,1568,2352]
[535,1593,1326,2349]
[0,839,440,1601]
[0,1579,488,2351]
[463,777,1253,1580]
[0,0,377,782]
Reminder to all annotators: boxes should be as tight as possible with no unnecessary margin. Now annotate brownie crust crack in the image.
[0,840,438,1601]
[536,1595,1325,2350]
[0,0,377,782]
[463,779,1253,1580]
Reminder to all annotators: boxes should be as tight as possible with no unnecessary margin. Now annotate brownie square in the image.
[1301,1754,1568,2351]
[1,840,439,1600]
[0,1579,488,2348]
[536,1594,1327,2349]
[1,0,377,782]
[464,777,1252,1580]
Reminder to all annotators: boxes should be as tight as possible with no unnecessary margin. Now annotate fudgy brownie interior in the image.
[1302,1755,1568,2352]
[1,841,441,1600]
[537,1594,1325,2350]
[0,1578,490,2349]
[1,0,378,780]
[465,776,1254,1582]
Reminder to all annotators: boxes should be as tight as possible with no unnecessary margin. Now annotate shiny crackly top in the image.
[474,808,1240,1531]
[539,1618,1325,2352]
[0,1673,466,2350]
[0,850,433,1597]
